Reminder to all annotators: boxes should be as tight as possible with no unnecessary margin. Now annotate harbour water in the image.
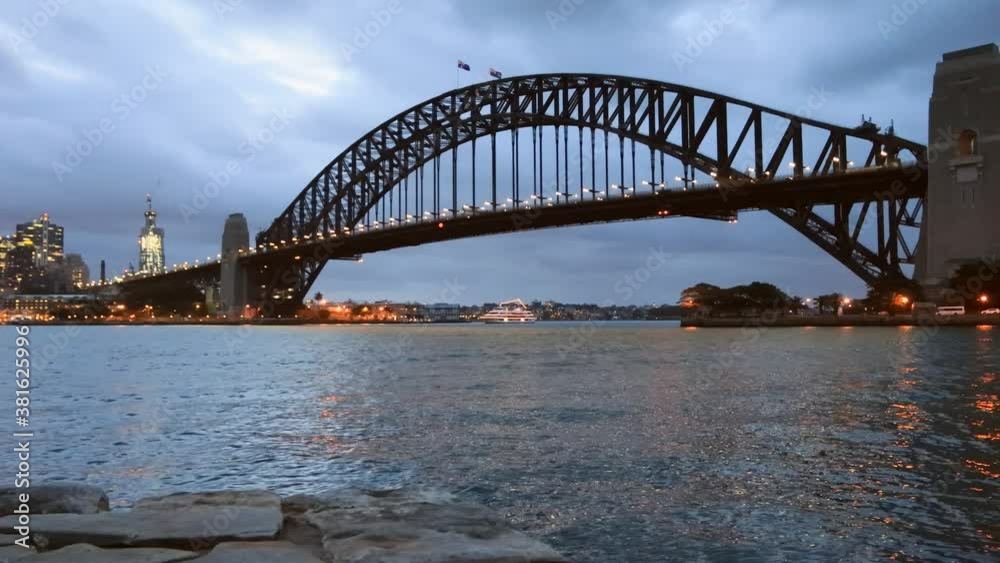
[2,323,997,562]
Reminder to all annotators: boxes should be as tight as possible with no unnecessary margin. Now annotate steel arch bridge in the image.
[118,74,929,316]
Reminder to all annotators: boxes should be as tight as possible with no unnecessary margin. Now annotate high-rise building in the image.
[63,253,90,287]
[5,241,36,290]
[138,195,166,275]
[0,236,13,283]
[15,213,63,267]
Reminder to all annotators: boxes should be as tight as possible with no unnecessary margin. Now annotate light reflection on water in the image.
[1,323,997,562]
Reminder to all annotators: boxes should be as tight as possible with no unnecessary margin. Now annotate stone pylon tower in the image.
[220,213,250,318]
[917,44,1000,285]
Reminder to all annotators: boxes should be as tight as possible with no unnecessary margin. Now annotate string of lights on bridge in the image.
[83,156,882,289]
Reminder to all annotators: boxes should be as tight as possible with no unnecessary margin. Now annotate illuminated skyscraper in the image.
[138,194,165,275]
[15,213,63,267]
[4,241,35,290]
[0,237,13,282]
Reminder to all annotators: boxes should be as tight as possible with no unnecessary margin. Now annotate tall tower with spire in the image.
[138,194,165,275]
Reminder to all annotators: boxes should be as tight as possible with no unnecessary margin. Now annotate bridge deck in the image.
[246,165,925,264]
[110,164,924,293]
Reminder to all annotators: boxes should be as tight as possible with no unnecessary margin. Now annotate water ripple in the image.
[1,323,996,562]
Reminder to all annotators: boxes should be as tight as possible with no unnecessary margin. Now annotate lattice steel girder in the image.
[257,74,928,297]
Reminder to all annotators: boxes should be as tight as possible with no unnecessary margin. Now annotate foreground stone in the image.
[0,507,281,551]
[193,541,323,562]
[4,484,566,561]
[133,491,281,513]
[285,488,568,563]
[20,543,197,562]
[0,545,35,562]
[0,485,108,516]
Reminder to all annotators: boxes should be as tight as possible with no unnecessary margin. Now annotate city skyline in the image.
[3,1,999,304]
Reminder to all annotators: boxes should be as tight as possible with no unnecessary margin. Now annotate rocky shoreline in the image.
[0,484,567,562]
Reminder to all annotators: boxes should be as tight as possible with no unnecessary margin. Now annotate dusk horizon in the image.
[2,2,998,561]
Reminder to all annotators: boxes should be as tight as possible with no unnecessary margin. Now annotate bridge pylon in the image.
[917,44,1000,286]
[220,213,250,318]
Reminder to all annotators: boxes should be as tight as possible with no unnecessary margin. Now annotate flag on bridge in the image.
[489,68,502,79]
[457,60,470,71]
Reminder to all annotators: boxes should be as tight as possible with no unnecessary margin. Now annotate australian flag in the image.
[457,60,470,71]
[489,68,502,79]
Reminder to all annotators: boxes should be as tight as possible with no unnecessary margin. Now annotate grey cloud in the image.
[1,0,987,302]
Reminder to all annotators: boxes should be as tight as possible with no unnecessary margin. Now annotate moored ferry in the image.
[481,299,537,324]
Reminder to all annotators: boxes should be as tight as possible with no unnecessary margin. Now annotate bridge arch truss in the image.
[258,74,928,307]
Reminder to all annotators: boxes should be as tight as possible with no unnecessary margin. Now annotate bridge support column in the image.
[917,44,1000,287]
[220,213,250,318]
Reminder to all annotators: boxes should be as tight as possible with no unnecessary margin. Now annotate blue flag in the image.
[457,60,470,71]
[489,68,502,79]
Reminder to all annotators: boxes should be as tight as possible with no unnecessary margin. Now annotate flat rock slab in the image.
[289,488,567,563]
[21,543,197,562]
[0,545,35,562]
[193,541,324,562]
[133,491,280,513]
[0,485,108,516]
[0,507,281,551]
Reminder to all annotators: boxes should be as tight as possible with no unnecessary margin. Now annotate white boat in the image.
[481,298,537,324]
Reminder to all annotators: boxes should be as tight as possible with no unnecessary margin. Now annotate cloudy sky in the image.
[2,0,997,305]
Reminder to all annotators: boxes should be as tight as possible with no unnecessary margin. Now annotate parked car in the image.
[982,308,1000,315]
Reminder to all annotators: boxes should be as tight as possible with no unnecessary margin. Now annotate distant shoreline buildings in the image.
[0,213,86,294]
[0,195,165,299]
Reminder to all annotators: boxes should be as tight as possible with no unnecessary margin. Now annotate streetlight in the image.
[641,180,667,192]
[609,184,634,197]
